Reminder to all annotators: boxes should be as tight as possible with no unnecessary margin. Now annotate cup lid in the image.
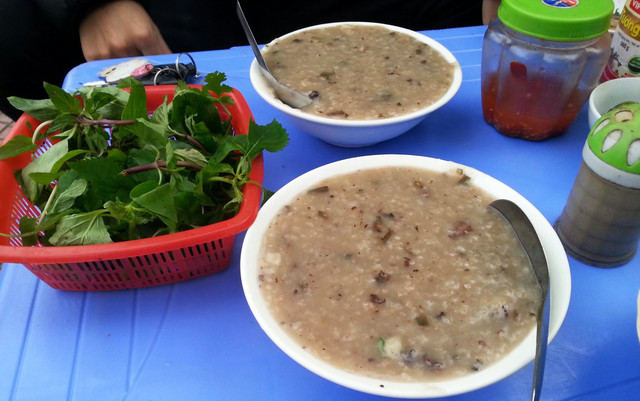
[498,0,613,41]
[587,101,640,177]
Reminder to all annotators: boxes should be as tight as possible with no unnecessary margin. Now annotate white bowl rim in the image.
[588,77,640,125]
[240,154,571,399]
[249,21,463,127]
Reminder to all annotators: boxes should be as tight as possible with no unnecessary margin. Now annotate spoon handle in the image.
[488,199,550,401]
[235,1,314,109]
[236,1,270,72]
[532,293,550,401]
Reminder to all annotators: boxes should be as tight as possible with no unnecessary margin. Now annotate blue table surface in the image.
[1,25,639,401]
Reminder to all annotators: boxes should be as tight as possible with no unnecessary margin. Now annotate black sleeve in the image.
[0,1,88,119]
[34,0,115,28]
[140,0,483,53]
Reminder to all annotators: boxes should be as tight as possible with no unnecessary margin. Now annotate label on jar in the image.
[541,0,578,8]
[603,0,640,80]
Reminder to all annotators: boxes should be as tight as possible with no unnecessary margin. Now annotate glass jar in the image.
[481,0,613,141]
[602,0,640,81]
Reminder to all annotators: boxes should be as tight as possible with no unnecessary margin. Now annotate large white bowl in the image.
[240,155,571,399]
[250,22,462,147]
[588,77,640,128]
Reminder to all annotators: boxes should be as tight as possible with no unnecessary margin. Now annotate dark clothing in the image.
[0,0,483,120]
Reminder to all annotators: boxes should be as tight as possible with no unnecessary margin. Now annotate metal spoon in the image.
[489,199,550,401]
[236,1,315,109]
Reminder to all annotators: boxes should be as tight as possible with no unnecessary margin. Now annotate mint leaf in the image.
[69,157,136,205]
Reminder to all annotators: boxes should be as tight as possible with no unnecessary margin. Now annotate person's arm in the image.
[78,0,171,60]
[482,0,500,24]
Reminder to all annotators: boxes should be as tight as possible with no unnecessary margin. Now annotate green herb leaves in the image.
[1,72,288,246]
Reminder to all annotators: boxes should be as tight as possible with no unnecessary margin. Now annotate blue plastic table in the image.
[1,25,639,401]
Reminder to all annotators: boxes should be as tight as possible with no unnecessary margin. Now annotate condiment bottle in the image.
[555,101,640,267]
[481,0,613,141]
[602,0,640,81]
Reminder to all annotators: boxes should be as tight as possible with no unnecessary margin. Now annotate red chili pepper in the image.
[510,61,527,79]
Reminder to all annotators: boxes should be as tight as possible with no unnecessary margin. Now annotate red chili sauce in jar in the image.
[481,62,590,141]
[481,0,613,141]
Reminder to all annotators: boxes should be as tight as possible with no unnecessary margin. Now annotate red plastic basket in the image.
[0,85,263,291]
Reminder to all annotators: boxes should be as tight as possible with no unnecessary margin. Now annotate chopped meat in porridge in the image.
[258,167,541,381]
[262,25,456,120]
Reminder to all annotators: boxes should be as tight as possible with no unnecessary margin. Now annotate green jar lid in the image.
[498,0,613,41]
[588,102,640,175]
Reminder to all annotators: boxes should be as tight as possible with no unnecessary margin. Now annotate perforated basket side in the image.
[6,190,39,247]
[24,235,234,291]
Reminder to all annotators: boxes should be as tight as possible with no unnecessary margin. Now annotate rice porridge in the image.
[262,25,456,120]
[258,167,541,381]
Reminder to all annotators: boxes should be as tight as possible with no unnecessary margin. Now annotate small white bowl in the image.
[250,22,462,147]
[588,77,640,128]
[240,155,571,398]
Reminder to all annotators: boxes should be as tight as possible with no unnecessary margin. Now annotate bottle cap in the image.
[498,0,613,41]
[584,101,640,188]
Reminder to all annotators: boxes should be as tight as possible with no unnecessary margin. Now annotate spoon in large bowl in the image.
[236,1,315,109]
[489,199,550,401]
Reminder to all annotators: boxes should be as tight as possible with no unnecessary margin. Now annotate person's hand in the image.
[79,0,171,61]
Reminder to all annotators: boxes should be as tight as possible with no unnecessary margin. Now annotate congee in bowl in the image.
[250,23,462,147]
[262,24,455,120]
[240,155,571,398]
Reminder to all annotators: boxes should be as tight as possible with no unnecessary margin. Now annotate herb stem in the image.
[32,120,53,144]
[185,135,206,151]
[172,132,207,151]
[36,184,58,229]
[77,117,135,126]
[121,160,203,175]
[207,176,235,185]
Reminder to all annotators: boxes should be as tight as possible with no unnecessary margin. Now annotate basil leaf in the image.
[50,179,88,215]
[22,139,69,201]
[0,136,38,160]
[49,210,113,246]
[44,82,82,114]
[7,96,58,121]
[130,182,178,231]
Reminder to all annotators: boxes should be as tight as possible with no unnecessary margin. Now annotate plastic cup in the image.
[555,161,640,267]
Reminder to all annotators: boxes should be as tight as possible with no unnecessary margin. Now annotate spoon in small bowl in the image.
[236,1,315,109]
[489,199,550,401]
